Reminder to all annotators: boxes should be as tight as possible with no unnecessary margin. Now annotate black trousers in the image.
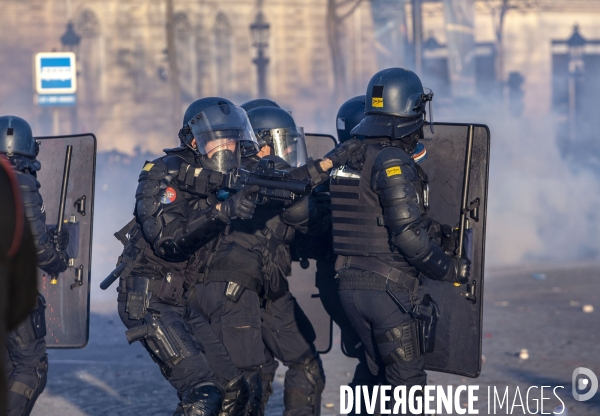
[194,282,322,416]
[2,308,47,416]
[118,296,240,394]
[193,282,265,373]
[261,292,323,416]
[338,289,426,390]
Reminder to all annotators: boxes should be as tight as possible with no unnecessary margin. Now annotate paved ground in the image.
[30,264,600,415]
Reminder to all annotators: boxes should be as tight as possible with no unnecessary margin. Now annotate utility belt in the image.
[335,255,421,293]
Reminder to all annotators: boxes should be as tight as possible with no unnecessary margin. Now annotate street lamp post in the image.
[61,21,81,52]
[250,12,270,97]
[60,21,81,135]
[567,25,585,143]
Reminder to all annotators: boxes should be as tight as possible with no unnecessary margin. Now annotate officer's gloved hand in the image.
[51,227,70,251]
[219,185,259,220]
[324,138,362,169]
[289,160,330,187]
[450,257,470,285]
[441,224,459,256]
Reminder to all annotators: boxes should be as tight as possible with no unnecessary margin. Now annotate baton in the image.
[100,263,126,290]
[56,145,73,240]
[456,125,474,259]
[50,145,73,284]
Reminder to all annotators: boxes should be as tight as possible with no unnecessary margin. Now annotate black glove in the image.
[441,224,459,256]
[51,227,69,251]
[289,159,330,187]
[450,257,470,285]
[324,138,362,168]
[219,185,259,220]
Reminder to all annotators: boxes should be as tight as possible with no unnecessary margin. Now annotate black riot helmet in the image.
[336,95,366,143]
[180,97,259,173]
[0,115,36,157]
[352,68,434,147]
[240,98,281,112]
[246,106,308,167]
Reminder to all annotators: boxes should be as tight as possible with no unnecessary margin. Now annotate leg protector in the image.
[219,375,249,416]
[376,322,420,364]
[126,311,202,375]
[243,371,262,416]
[178,383,223,416]
[284,354,325,416]
[6,355,48,416]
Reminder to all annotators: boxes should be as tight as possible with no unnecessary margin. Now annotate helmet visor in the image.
[187,105,259,156]
[269,127,308,167]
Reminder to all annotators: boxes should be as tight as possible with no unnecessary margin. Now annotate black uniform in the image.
[291,181,381,405]
[2,155,65,416]
[192,155,326,416]
[115,146,248,416]
[331,139,460,401]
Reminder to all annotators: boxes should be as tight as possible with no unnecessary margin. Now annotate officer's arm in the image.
[175,163,226,197]
[372,147,457,282]
[17,173,68,275]
[135,158,229,262]
[280,192,330,235]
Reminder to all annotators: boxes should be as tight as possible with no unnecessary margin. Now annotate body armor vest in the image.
[330,143,428,257]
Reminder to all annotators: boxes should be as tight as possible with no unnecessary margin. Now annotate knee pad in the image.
[304,355,325,393]
[7,355,48,416]
[243,371,262,416]
[179,384,223,416]
[285,354,325,415]
[220,375,249,416]
[375,322,421,365]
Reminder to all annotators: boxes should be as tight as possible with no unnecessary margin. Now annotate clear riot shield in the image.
[287,133,337,353]
[35,134,96,348]
[419,123,489,378]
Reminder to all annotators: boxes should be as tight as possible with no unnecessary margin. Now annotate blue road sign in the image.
[35,52,77,95]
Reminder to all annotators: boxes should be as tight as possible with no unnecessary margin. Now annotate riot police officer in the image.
[310,96,384,411]
[192,104,328,416]
[0,116,67,416]
[113,98,260,416]
[330,69,470,412]
[250,105,328,415]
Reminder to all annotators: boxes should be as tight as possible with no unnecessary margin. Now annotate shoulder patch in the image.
[160,186,177,204]
[143,162,154,171]
[385,166,402,177]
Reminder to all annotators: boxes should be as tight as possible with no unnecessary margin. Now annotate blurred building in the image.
[3,0,600,154]
[0,0,378,153]
[416,0,600,117]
